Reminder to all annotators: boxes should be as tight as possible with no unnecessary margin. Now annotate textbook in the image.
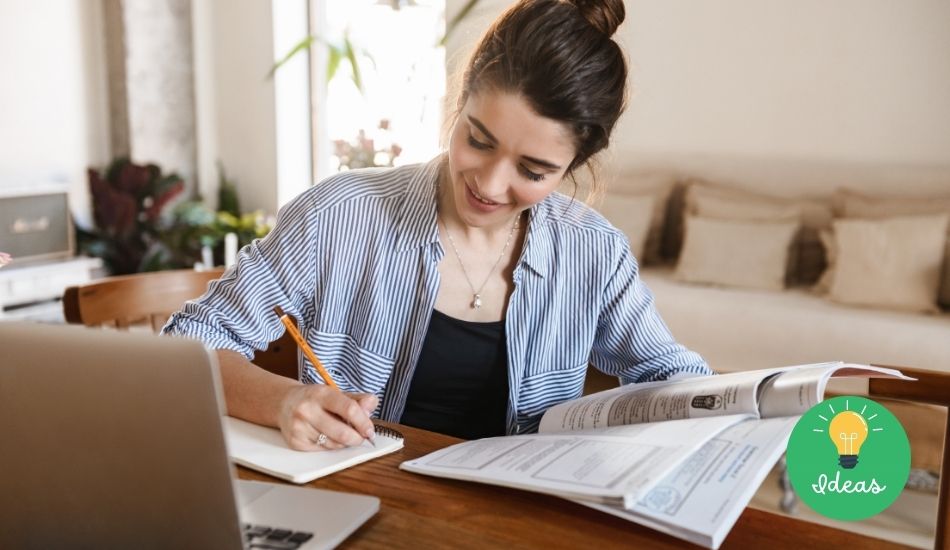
[224,417,404,484]
[400,362,911,549]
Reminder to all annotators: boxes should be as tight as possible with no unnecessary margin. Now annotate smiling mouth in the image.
[467,183,502,206]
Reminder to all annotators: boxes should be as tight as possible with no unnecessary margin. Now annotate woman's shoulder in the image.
[537,191,625,241]
[297,163,427,213]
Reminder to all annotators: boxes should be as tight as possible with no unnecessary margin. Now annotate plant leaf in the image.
[326,46,343,84]
[268,35,317,79]
[343,33,363,93]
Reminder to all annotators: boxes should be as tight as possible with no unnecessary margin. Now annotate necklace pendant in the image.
[472,294,483,309]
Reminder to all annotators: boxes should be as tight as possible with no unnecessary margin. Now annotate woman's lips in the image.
[465,184,503,213]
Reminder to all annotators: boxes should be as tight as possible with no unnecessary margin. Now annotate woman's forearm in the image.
[215,349,300,427]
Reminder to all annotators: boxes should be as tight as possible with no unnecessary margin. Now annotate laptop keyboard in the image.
[243,524,314,549]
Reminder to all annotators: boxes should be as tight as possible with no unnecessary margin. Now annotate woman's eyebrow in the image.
[522,155,561,171]
[468,115,563,171]
[467,115,498,144]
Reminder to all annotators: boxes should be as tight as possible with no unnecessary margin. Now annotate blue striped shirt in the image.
[162,156,711,434]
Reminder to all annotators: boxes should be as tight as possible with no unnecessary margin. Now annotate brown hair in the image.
[455,0,628,200]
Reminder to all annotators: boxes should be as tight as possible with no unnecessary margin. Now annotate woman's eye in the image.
[465,132,544,181]
[521,166,545,182]
[467,135,490,150]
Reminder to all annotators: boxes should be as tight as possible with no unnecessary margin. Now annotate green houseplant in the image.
[78,158,185,275]
[79,158,273,274]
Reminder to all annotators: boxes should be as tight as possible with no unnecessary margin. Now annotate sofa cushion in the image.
[833,189,950,309]
[596,193,654,260]
[674,215,799,291]
[835,189,950,219]
[641,266,950,394]
[823,214,949,314]
[606,172,676,264]
[680,181,833,285]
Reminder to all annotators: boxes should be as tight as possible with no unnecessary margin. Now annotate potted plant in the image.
[78,158,185,275]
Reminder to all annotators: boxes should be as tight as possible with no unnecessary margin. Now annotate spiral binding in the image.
[372,424,404,441]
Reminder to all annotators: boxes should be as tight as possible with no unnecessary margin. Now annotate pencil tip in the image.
[273,305,285,317]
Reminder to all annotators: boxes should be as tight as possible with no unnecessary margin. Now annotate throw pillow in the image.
[608,172,675,264]
[673,215,799,291]
[682,181,833,285]
[825,214,950,314]
[832,189,950,309]
[597,193,655,260]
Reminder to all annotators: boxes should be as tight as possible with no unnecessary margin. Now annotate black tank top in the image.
[400,309,509,440]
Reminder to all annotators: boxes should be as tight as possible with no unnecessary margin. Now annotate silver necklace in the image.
[440,215,520,309]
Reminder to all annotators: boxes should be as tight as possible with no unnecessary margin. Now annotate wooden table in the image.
[237,422,913,549]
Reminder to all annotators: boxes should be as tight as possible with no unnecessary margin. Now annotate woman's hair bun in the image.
[567,0,625,37]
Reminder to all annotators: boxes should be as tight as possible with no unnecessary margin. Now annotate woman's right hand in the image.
[277,384,378,451]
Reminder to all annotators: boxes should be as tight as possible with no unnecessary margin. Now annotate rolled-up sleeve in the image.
[161,192,320,359]
[591,236,713,384]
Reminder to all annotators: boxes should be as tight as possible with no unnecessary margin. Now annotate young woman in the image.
[164,0,711,449]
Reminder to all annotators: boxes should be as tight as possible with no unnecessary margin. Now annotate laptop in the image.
[0,321,379,549]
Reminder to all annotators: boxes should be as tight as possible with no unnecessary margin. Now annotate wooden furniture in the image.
[235,366,950,548]
[237,421,917,549]
[62,268,298,379]
[870,367,950,550]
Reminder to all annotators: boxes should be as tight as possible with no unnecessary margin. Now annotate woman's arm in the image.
[591,237,713,383]
[162,186,377,451]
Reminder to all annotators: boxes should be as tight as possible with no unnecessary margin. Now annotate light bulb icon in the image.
[828,410,868,469]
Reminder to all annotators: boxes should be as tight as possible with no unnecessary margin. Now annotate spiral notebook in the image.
[223,417,405,484]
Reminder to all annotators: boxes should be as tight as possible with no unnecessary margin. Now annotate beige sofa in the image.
[642,266,950,390]
[596,162,950,473]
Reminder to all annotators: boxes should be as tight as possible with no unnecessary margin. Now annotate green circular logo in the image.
[786,396,910,521]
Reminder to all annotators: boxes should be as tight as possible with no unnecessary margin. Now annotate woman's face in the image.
[445,90,577,228]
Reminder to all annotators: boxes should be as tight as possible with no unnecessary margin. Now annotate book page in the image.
[757,363,912,418]
[400,414,752,507]
[539,369,784,434]
[582,416,797,549]
[543,362,913,433]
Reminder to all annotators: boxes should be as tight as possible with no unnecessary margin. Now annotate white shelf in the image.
[0,257,103,320]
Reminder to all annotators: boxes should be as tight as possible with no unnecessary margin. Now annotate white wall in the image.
[192,0,312,215]
[445,0,950,196]
[192,0,281,215]
[0,0,110,228]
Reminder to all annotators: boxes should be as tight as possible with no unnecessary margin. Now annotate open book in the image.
[224,417,404,484]
[399,362,912,549]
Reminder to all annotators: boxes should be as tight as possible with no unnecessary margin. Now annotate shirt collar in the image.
[394,156,443,252]
[519,192,589,279]
[516,195,560,279]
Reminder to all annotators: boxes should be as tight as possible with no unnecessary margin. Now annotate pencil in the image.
[273,306,338,389]
[272,306,376,447]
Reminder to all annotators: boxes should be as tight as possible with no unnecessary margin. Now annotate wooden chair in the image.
[62,268,298,379]
[870,367,950,550]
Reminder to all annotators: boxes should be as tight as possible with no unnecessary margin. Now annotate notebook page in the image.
[224,417,404,484]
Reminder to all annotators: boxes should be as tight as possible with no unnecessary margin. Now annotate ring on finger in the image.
[316,433,328,446]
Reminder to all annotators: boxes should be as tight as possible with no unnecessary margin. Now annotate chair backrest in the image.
[869,367,950,550]
[63,269,298,379]
[63,268,225,331]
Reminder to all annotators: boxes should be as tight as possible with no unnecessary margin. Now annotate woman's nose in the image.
[476,162,511,199]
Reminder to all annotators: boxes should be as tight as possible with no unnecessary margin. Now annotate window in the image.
[310,0,446,182]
